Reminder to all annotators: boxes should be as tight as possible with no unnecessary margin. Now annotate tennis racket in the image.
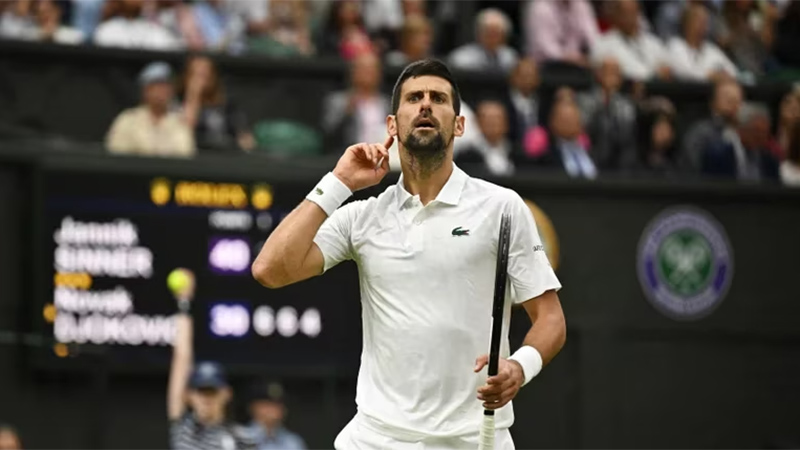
[479,213,512,450]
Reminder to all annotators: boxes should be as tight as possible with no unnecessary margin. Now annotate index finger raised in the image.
[383,135,394,149]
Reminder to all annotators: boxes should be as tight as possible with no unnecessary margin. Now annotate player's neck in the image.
[400,150,453,205]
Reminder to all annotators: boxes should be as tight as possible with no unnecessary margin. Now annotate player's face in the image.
[250,400,285,429]
[389,75,464,157]
[188,387,230,423]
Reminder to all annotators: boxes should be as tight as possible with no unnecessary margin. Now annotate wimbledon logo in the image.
[636,206,734,321]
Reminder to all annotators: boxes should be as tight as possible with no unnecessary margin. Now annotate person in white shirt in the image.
[448,8,519,74]
[592,0,671,81]
[252,59,566,450]
[667,3,738,82]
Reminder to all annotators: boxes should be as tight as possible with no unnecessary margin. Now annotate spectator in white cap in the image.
[106,61,196,158]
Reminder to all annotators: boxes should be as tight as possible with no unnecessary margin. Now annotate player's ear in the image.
[454,115,465,138]
[387,115,398,138]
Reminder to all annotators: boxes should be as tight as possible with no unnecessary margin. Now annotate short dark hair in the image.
[391,59,461,115]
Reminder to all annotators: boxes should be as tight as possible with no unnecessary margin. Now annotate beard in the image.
[400,121,453,177]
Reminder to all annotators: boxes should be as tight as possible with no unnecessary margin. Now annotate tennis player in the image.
[252,59,566,449]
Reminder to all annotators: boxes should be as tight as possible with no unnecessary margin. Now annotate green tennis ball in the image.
[167,269,190,293]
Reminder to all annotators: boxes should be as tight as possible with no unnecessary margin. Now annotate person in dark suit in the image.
[500,58,541,146]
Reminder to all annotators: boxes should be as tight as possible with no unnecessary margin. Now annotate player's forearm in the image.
[521,308,566,366]
[167,314,192,419]
[251,200,327,288]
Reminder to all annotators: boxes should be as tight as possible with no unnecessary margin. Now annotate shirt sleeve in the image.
[504,193,562,305]
[312,200,366,273]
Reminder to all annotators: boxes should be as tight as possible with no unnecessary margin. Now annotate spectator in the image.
[781,119,800,186]
[592,0,671,81]
[681,79,743,172]
[524,0,599,67]
[732,104,780,181]
[361,0,404,53]
[384,14,433,67]
[776,90,800,160]
[191,0,247,54]
[70,0,104,38]
[166,268,256,450]
[654,0,721,41]
[94,0,182,51]
[501,57,541,145]
[247,382,307,450]
[316,0,374,60]
[448,8,518,74]
[577,57,638,171]
[715,0,777,77]
[321,51,389,151]
[0,424,22,450]
[0,0,84,44]
[142,0,203,51]
[248,0,315,56]
[667,3,738,82]
[773,1,800,69]
[637,100,679,174]
[455,100,515,176]
[106,62,195,158]
[178,55,254,152]
[527,93,597,179]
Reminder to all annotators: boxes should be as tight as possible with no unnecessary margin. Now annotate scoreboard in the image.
[35,167,364,375]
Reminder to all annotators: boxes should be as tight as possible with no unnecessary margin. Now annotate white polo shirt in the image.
[313,164,561,439]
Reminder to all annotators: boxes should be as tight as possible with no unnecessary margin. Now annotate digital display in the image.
[37,169,363,374]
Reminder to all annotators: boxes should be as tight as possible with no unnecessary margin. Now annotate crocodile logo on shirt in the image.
[315,187,323,195]
[451,226,470,237]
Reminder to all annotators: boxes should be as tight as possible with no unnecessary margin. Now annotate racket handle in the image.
[478,413,495,450]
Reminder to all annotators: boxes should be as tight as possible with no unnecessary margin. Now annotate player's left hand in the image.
[474,355,525,410]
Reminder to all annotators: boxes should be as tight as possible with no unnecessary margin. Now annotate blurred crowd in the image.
[2,0,800,186]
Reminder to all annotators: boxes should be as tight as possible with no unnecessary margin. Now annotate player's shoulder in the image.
[463,174,525,206]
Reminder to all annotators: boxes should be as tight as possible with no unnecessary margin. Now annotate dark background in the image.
[1,147,799,449]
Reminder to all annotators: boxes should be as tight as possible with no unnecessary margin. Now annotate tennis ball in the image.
[167,269,190,293]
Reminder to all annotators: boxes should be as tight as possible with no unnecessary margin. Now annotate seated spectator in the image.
[247,382,307,450]
[525,93,597,179]
[191,0,247,54]
[781,120,800,186]
[316,0,374,60]
[715,0,777,77]
[248,0,315,57]
[681,79,742,172]
[0,424,22,450]
[178,55,254,152]
[361,0,404,54]
[700,102,779,181]
[501,58,541,146]
[321,52,389,151]
[524,0,599,67]
[385,14,433,67]
[455,100,515,176]
[448,8,518,74]
[637,99,679,174]
[106,62,195,158]
[776,90,800,160]
[655,0,721,41]
[592,0,671,81]
[142,0,203,51]
[0,0,83,44]
[70,0,104,38]
[577,57,638,171]
[94,0,182,51]
[667,3,738,82]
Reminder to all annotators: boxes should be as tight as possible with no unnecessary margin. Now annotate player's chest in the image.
[354,206,497,278]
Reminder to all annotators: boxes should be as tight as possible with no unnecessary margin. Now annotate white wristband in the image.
[508,345,543,386]
[306,172,353,216]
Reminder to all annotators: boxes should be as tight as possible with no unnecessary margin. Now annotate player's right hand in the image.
[333,136,393,192]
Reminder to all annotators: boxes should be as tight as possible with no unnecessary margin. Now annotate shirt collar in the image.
[395,162,468,208]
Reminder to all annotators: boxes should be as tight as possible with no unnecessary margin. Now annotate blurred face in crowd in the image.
[35,0,62,28]
[188,387,231,425]
[0,428,21,450]
[597,58,622,93]
[402,0,426,17]
[550,101,582,140]
[337,0,361,27]
[389,75,464,158]
[477,11,507,52]
[684,5,709,44]
[511,58,539,96]
[615,0,640,36]
[250,399,285,430]
[477,101,509,146]
[712,81,743,123]
[739,114,772,150]
[780,92,800,125]
[652,117,675,152]
[402,16,433,60]
[143,81,174,114]
[351,52,381,92]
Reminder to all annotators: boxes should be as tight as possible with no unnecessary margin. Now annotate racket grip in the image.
[478,414,495,450]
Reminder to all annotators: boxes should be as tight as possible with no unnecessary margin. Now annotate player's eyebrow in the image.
[406,89,449,99]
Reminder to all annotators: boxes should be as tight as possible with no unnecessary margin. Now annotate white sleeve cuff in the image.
[508,345,543,386]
